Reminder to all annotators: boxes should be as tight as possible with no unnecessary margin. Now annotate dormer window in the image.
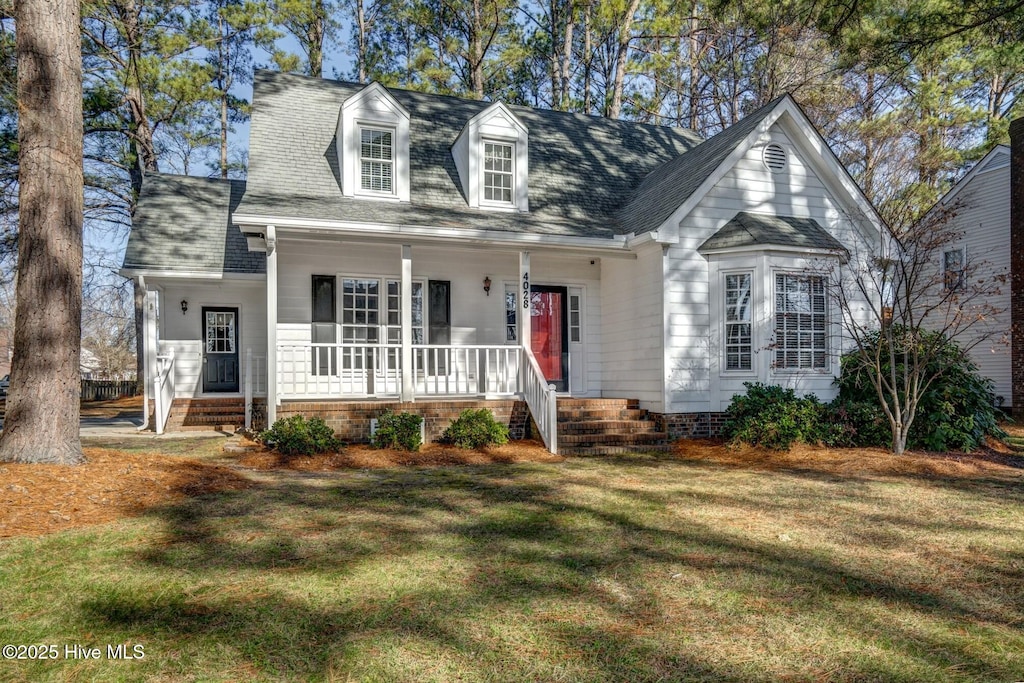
[360,127,394,194]
[452,101,528,212]
[339,82,410,201]
[483,141,514,204]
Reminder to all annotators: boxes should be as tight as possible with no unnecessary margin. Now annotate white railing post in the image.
[547,383,558,455]
[244,347,253,431]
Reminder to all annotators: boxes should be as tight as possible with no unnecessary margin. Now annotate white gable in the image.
[451,101,529,211]
[337,82,411,201]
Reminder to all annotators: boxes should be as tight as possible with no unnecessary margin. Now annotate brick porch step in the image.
[555,398,668,456]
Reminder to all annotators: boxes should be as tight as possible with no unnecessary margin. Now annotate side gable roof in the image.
[233,70,703,238]
[123,174,264,275]
[698,212,847,254]
[938,144,1010,206]
[619,95,888,242]
[617,97,785,236]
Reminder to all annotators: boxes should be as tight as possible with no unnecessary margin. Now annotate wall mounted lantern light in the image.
[483,276,492,296]
[180,299,188,314]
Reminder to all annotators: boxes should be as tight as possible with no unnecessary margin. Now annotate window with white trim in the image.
[569,294,581,343]
[483,141,514,204]
[341,278,379,369]
[386,280,424,344]
[359,127,394,194]
[724,273,752,371]
[774,273,828,370]
[504,284,517,342]
[944,247,965,291]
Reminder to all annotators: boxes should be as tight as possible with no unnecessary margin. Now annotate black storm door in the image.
[202,307,240,392]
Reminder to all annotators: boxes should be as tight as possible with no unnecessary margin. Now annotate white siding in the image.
[152,279,266,398]
[938,161,1012,406]
[601,243,665,410]
[666,126,876,412]
[275,237,603,396]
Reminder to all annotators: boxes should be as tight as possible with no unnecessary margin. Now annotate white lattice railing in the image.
[153,348,175,435]
[521,345,558,454]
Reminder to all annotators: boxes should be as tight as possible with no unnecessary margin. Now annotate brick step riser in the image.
[556,399,639,409]
[177,417,245,426]
[558,422,662,435]
[562,444,673,456]
[559,433,668,446]
[557,409,649,421]
[169,405,247,417]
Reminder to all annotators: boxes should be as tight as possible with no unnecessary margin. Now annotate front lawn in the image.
[0,440,1022,681]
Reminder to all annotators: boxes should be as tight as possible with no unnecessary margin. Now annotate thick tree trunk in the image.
[0,0,84,464]
[470,0,484,99]
[307,0,325,78]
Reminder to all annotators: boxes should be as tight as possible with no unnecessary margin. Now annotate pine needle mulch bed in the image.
[671,438,1024,479]
[2,435,1023,680]
[236,438,563,470]
[0,448,251,538]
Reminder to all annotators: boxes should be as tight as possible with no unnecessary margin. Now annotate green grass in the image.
[1,447,1023,681]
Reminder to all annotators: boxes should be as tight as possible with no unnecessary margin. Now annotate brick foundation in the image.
[1010,117,1024,417]
[277,399,530,443]
[654,412,728,439]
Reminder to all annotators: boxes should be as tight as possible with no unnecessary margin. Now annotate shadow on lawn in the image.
[79,460,1023,681]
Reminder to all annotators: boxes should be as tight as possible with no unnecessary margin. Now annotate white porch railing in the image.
[153,348,175,435]
[521,345,558,455]
[276,343,521,399]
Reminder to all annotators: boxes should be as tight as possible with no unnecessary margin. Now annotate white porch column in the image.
[266,225,278,425]
[519,251,531,353]
[140,278,157,430]
[400,244,413,402]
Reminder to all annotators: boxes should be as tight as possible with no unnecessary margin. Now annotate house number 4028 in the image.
[522,272,530,310]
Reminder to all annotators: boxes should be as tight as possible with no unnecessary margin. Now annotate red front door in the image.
[530,286,568,392]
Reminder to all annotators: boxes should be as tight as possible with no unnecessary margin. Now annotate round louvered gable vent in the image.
[763,143,787,172]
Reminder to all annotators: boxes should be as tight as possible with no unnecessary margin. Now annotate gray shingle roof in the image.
[234,70,704,238]
[616,96,787,236]
[123,174,265,274]
[698,211,847,253]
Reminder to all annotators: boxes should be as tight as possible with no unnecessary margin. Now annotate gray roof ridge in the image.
[251,68,701,139]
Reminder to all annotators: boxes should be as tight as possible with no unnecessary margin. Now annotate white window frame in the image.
[504,283,518,343]
[481,140,515,206]
[722,271,754,373]
[358,126,396,196]
[773,272,829,372]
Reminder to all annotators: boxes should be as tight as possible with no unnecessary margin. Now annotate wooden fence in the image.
[81,380,139,401]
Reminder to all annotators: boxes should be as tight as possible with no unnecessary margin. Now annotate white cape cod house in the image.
[122,70,885,453]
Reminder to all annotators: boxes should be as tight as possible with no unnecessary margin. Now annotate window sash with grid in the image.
[774,274,827,370]
[360,128,394,194]
[341,278,379,369]
[944,248,965,291]
[724,273,752,371]
[205,312,235,353]
[483,142,513,204]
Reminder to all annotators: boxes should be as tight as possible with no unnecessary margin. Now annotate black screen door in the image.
[202,307,239,392]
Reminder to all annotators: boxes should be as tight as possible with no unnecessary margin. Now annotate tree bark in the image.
[0,0,84,464]
[608,0,642,119]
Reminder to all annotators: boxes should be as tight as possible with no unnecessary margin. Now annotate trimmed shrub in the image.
[440,408,509,449]
[723,382,838,450]
[260,415,342,456]
[372,410,423,451]
[836,329,1004,451]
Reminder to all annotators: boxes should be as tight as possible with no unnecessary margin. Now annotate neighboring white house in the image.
[121,70,885,449]
[929,144,1013,409]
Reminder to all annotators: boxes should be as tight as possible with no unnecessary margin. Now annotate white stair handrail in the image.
[153,347,175,435]
[520,345,558,455]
